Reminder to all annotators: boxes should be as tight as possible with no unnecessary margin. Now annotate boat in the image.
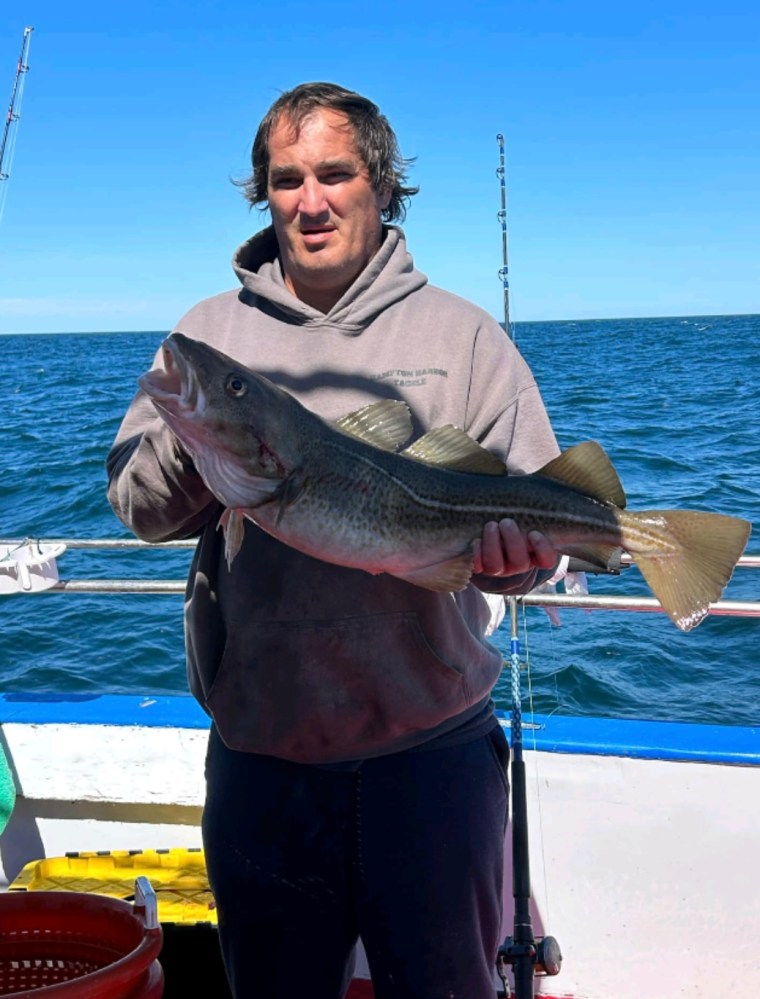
[1,538,758,998]
[3,62,757,994]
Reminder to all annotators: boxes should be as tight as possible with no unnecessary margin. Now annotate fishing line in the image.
[526,605,565,724]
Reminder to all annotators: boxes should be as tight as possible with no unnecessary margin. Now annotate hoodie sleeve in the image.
[464,316,559,474]
[106,343,219,543]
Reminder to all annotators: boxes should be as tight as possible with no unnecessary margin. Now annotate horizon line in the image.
[2,311,758,336]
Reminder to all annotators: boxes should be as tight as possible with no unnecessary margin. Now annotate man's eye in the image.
[271,176,301,190]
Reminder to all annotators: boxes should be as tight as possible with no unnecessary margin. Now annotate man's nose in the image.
[298,178,329,215]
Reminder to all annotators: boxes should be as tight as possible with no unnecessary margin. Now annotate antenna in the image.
[496,133,513,341]
[0,26,34,225]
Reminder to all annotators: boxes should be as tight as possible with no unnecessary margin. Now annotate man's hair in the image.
[238,82,418,223]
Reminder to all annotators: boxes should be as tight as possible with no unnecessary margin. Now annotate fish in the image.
[138,332,752,632]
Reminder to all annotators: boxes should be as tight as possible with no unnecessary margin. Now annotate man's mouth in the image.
[300,225,336,239]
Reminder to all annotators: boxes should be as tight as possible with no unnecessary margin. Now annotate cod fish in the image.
[139,333,751,632]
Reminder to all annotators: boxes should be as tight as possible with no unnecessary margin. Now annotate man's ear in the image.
[377,187,392,212]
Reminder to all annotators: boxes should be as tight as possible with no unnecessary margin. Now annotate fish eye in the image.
[225,375,248,398]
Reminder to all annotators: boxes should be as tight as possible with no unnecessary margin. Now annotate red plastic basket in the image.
[0,888,163,997]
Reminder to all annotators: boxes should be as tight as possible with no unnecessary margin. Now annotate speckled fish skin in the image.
[139,333,751,632]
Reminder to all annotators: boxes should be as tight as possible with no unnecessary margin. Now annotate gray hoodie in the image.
[107,226,559,763]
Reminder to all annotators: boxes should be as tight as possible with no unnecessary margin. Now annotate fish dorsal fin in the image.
[402,426,507,475]
[538,441,627,508]
[334,400,412,451]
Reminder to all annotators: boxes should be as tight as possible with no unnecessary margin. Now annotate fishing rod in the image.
[496,597,562,998]
[0,26,33,225]
[493,131,560,995]
[495,133,513,341]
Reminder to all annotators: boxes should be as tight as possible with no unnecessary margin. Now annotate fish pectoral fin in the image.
[274,470,305,527]
[334,400,413,451]
[538,442,627,507]
[392,550,475,592]
[218,508,246,569]
[402,426,507,474]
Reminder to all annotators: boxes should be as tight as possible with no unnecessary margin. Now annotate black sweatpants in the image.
[202,723,509,998]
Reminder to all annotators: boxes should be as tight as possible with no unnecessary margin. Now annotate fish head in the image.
[139,332,300,505]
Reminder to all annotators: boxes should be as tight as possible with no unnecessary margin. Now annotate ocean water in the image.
[1,316,758,727]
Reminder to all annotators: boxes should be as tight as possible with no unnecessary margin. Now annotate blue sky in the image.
[1,1,758,333]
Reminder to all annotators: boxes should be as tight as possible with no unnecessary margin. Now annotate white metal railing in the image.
[0,538,197,550]
[1,537,758,621]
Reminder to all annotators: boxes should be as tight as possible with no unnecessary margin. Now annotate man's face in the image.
[266,108,391,313]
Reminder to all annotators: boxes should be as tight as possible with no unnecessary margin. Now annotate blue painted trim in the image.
[496,710,760,765]
[0,693,757,766]
[0,692,210,729]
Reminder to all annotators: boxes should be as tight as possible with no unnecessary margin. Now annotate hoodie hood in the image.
[231,225,428,335]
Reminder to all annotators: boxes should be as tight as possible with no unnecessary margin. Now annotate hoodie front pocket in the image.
[206,611,471,762]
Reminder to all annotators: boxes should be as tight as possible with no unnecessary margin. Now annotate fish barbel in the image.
[139,333,751,632]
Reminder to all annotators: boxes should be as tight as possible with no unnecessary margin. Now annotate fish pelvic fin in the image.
[334,400,412,451]
[625,510,751,631]
[218,507,246,569]
[538,442,627,508]
[392,548,475,592]
[402,426,507,474]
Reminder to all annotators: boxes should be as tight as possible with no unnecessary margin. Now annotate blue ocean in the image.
[2,316,758,727]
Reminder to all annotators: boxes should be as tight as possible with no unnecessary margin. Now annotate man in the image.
[107,82,559,999]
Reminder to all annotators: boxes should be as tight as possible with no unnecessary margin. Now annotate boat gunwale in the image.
[1,692,757,766]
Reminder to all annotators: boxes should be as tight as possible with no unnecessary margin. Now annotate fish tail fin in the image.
[627,510,751,631]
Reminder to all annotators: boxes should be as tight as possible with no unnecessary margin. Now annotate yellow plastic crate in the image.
[10,847,218,926]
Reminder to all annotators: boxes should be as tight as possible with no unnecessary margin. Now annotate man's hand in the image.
[472,519,557,578]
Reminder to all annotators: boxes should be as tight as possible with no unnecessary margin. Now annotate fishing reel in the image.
[496,934,562,998]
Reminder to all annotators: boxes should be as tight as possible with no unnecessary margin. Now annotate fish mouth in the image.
[138,334,203,416]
